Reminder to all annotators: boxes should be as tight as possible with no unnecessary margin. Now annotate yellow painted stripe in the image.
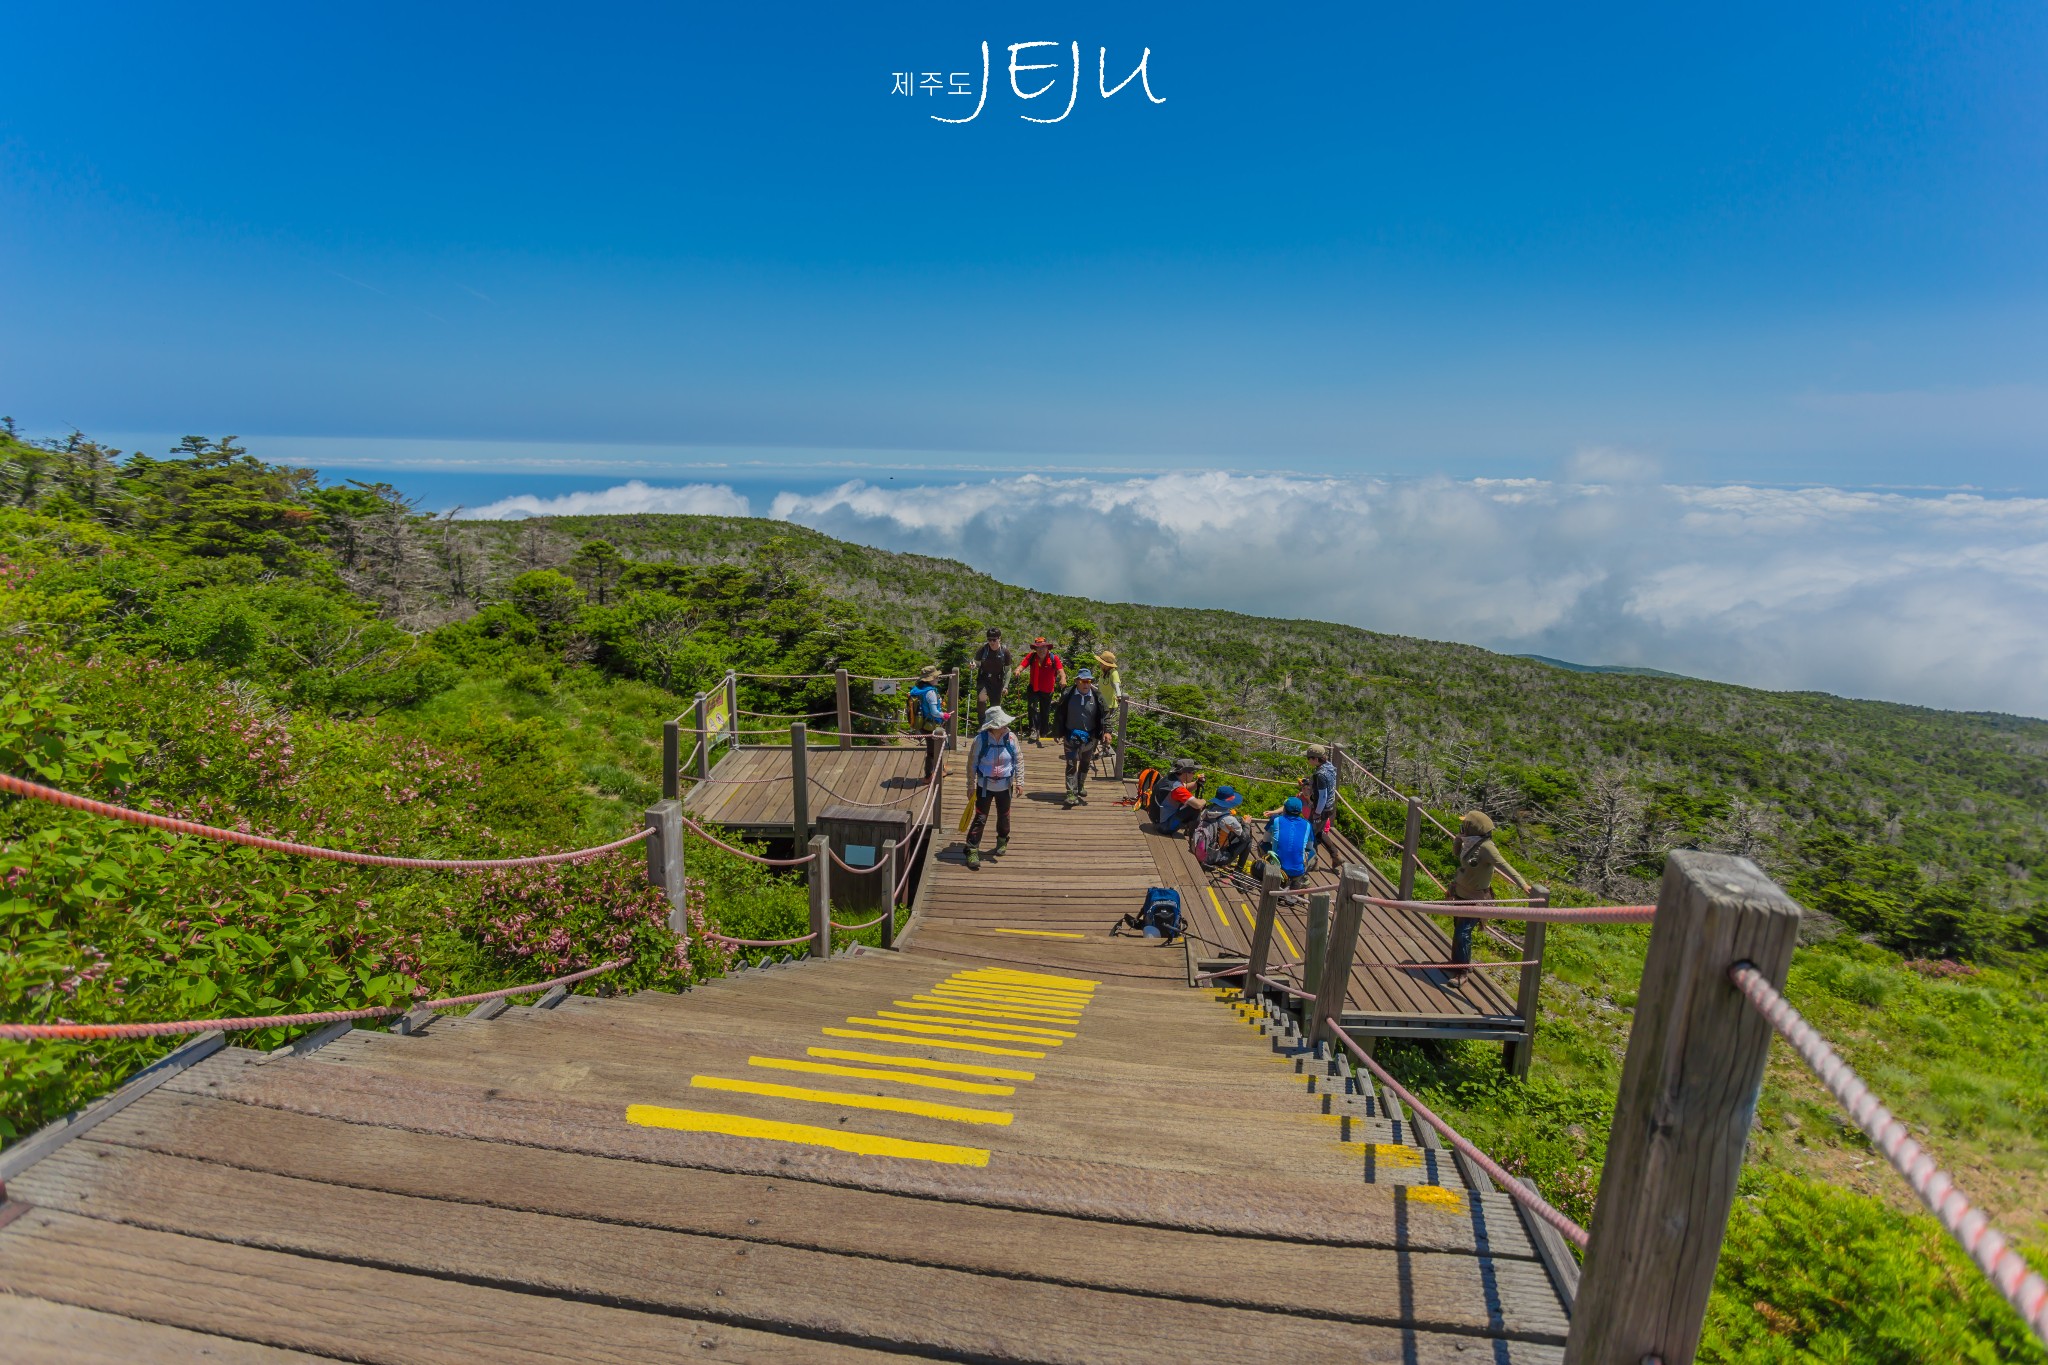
[626,1105,989,1166]
[933,983,1093,1009]
[1234,899,1302,961]
[821,1028,1046,1058]
[990,928,1086,939]
[749,1056,1015,1096]
[874,1010,1076,1039]
[956,968,1098,990]
[845,1016,1066,1046]
[922,990,1085,1017]
[808,1048,1035,1081]
[1372,1142,1423,1169]
[901,999,1080,1026]
[1205,885,1232,929]
[690,1074,1014,1126]
[1406,1185,1467,1214]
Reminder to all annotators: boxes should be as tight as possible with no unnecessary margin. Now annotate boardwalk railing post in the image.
[1242,862,1283,1002]
[643,799,687,940]
[836,668,853,749]
[662,719,681,801]
[694,693,711,780]
[881,838,899,950]
[790,722,811,847]
[1301,892,1331,1026]
[1399,798,1422,901]
[1505,885,1549,1079]
[807,834,832,959]
[946,669,960,752]
[1565,851,1802,1365]
[1113,695,1130,780]
[1311,866,1370,1044]
[725,671,739,746]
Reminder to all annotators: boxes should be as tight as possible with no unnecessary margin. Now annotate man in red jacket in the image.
[1014,637,1065,746]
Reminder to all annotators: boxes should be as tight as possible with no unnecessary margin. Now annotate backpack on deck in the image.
[1134,768,1161,810]
[1114,886,1183,941]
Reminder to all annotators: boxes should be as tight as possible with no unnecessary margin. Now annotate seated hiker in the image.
[1053,667,1110,806]
[905,665,950,781]
[1259,796,1315,888]
[1447,810,1533,971]
[1149,757,1202,824]
[1184,781,1240,849]
[1191,786,1247,866]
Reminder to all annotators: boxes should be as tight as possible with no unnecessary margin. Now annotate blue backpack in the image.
[1117,886,1183,940]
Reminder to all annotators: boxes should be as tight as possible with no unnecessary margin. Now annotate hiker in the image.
[971,627,1013,725]
[1191,785,1248,866]
[962,706,1023,870]
[1053,667,1110,806]
[1260,796,1315,888]
[1014,636,1065,745]
[905,665,949,781]
[1303,745,1339,849]
[1092,650,1124,770]
[1150,757,1202,827]
[1447,810,1533,970]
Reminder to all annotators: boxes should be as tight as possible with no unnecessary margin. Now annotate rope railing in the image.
[1731,963,2048,1346]
[1361,895,1654,923]
[0,959,630,1042]
[674,810,817,867]
[0,772,651,871]
[808,775,934,810]
[1336,793,1451,893]
[829,911,889,931]
[1126,700,1314,750]
[827,848,889,876]
[704,930,818,949]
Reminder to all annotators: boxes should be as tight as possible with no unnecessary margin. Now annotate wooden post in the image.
[1301,892,1331,1025]
[1311,866,1371,1043]
[946,670,960,752]
[1564,852,1802,1365]
[1242,861,1283,1002]
[1113,695,1130,780]
[643,800,687,939]
[807,834,831,959]
[694,693,711,780]
[835,668,853,749]
[1504,885,1549,1079]
[662,719,681,800]
[1400,797,1423,900]
[790,722,810,846]
[725,671,740,745]
[881,838,899,950]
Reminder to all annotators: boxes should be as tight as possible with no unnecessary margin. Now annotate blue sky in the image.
[7,3,2048,713]
[5,1,2045,487]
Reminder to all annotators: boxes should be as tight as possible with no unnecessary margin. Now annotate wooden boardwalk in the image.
[685,745,931,835]
[0,766,1571,1361]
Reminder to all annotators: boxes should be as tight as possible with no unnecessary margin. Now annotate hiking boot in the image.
[965,847,981,870]
[993,838,1009,856]
[1075,790,1089,804]
[1063,792,1081,808]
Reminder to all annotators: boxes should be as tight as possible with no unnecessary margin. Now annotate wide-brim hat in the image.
[917,665,940,681]
[1214,787,1242,809]
[1076,668,1094,680]
[1095,650,1117,667]
[981,706,1015,729]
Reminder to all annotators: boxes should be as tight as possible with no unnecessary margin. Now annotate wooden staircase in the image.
[0,770,1572,1362]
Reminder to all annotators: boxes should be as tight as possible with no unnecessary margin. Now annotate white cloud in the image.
[461,479,750,519]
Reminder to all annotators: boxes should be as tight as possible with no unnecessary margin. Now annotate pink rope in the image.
[1359,959,1540,971]
[1254,972,1317,1001]
[704,930,818,948]
[1731,963,2048,1346]
[1337,794,1449,892]
[1362,895,1653,923]
[1329,1025,1592,1250]
[827,848,889,876]
[830,912,888,931]
[0,960,630,1041]
[0,772,649,870]
[674,810,817,866]
[809,775,932,810]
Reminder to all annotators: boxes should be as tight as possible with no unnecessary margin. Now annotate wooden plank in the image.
[0,1295,328,1364]
[0,1031,224,1182]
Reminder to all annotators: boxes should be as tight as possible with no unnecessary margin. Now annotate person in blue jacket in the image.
[1261,796,1315,888]
[905,665,951,781]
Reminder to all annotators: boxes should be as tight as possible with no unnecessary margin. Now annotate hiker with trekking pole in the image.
[1014,636,1065,745]
[1053,667,1110,807]
[960,706,1022,870]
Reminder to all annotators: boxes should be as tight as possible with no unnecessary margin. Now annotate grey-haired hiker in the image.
[1053,669,1109,807]
[963,706,1022,870]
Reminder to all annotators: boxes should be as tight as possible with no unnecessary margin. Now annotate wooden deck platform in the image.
[685,744,932,835]
[0,764,1570,1361]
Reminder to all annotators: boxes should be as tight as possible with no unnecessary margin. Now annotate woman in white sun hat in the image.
[962,705,1022,869]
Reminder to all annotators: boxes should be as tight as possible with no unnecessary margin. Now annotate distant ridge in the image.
[1517,654,1692,680]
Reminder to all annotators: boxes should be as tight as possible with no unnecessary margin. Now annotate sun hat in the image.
[1306,745,1328,762]
[1032,636,1048,647]
[1170,785,1192,803]
[1170,757,1199,774]
[1461,810,1495,836]
[982,706,1015,729]
[917,665,940,681]
[1077,668,1094,680]
[1095,650,1117,667]
[1283,796,1303,816]
[1214,785,1242,810]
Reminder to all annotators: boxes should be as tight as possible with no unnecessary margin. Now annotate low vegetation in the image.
[2,426,2043,1360]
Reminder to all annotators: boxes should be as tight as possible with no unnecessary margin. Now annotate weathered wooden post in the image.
[881,837,899,950]
[1310,866,1370,1044]
[1242,861,1283,1002]
[724,671,739,745]
[1300,892,1331,1025]
[946,669,960,751]
[662,719,681,801]
[790,721,811,846]
[835,669,853,749]
[1400,797,1423,900]
[806,833,832,959]
[1504,885,1549,1079]
[1564,852,1802,1365]
[694,693,711,780]
[1113,695,1130,780]
[643,800,686,939]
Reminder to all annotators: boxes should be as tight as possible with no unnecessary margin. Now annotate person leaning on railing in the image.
[1446,810,1532,977]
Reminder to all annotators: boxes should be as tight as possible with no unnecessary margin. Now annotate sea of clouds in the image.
[466,460,2048,718]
